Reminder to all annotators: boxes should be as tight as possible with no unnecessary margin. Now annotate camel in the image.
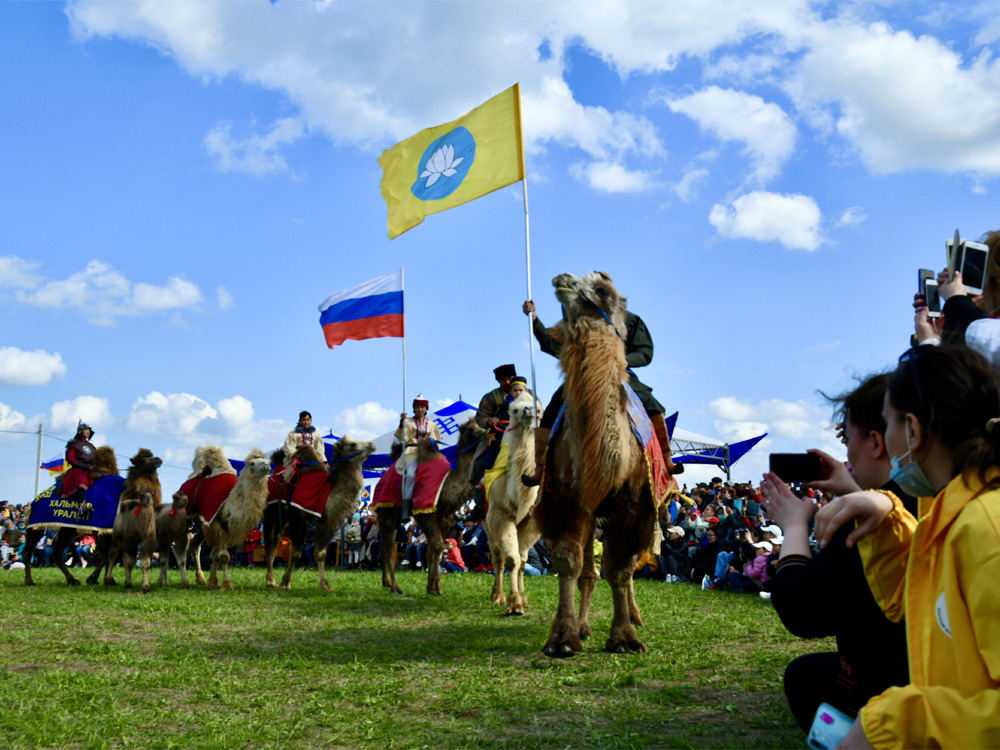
[191,448,271,590]
[486,391,541,616]
[101,448,164,592]
[375,418,488,595]
[262,436,376,590]
[156,490,191,587]
[534,271,661,657]
[23,445,119,587]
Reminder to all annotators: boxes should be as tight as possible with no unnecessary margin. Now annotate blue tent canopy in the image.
[673,433,767,476]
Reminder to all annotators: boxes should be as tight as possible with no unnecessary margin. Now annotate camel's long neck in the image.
[559,319,629,507]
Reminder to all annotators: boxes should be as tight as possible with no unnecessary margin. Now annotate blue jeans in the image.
[441,561,464,573]
[524,563,543,576]
[713,551,733,583]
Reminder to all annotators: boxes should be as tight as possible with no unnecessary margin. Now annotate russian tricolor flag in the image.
[318,269,404,349]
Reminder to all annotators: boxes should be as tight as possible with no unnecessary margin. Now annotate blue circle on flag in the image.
[411,126,476,201]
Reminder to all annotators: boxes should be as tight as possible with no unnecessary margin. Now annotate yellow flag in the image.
[379,84,525,239]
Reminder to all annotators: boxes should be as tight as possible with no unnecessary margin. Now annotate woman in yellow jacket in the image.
[815,345,1000,749]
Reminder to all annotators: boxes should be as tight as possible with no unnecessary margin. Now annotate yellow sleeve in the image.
[861,546,1000,748]
[856,491,917,623]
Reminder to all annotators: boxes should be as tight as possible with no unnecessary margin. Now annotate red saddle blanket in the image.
[180,473,238,524]
[288,470,329,517]
[265,466,286,506]
[372,456,451,514]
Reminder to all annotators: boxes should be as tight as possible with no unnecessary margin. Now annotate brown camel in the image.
[376,418,488,595]
[156,490,191,587]
[535,271,661,657]
[262,436,376,591]
[101,448,164,592]
[23,445,119,587]
[192,448,271,590]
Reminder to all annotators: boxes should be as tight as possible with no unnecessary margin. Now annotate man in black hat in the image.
[521,289,681,485]
[467,364,519,520]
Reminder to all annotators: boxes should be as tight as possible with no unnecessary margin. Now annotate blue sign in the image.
[27,475,124,531]
[410,126,476,201]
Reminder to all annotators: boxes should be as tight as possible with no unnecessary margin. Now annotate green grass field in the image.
[1,566,825,748]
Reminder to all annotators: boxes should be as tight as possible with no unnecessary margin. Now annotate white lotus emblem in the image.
[419,144,464,188]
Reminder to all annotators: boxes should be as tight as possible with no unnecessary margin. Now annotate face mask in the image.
[889,431,937,498]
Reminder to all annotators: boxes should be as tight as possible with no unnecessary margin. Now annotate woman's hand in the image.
[814,491,893,549]
[398,412,407,427]
[939,269,966,301]
[761,472,815,530]
[835,717,874,750]
[914,306,939,344]
[807,449,862,497]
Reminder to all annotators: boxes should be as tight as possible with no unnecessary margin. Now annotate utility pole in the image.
[33,423,44,500]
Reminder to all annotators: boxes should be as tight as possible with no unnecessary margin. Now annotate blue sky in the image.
[3,0,1000,501]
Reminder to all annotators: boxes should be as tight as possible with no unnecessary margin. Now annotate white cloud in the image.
[126,391,287,450]
[788,21,1000,175]
[807,340,843,354]
[668,86,797,181]
[672,166,709,202]
[0,257,41,289]
[709,191,823,251]
[216,286,234,310]
[709,396,822,443]
[569,161,657,193]
[0,347,67,386]
[0,402,28,443]
[16,259,203,325]
[50,395,114,433]
[334,401,399,440]
[203,117,305,176]
[836,206,866,227]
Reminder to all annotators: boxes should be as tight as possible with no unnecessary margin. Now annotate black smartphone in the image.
[769,453,822,483]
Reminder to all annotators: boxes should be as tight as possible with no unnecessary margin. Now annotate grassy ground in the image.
[0,566,826,749]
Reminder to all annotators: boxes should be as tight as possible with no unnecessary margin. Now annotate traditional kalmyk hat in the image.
[493,364,516,379]
[412,393,429,408]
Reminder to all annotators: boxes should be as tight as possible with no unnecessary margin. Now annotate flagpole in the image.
[33,423,43,500]
[401,267,407,416]
[514,84,539,423]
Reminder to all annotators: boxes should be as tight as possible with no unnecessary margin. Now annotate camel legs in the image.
[577,527,597,641]
[489,542,506,607]
[601,534,646,654]
[544,539,585,658]
[420,514,443,596]
[86,534,110,585]
[52,527,82,586]
[123,548,136,589]
[21,527,43,586]
[312,521,334,592]
[103,536,120,586]
[377,508,402,594]
[138,537,154,593]
[262,505,281,589]
[190,529,207,586]
[217,547,234,591]
[496,520,524,616]
[279,512,308,591]
[515,517,541,611]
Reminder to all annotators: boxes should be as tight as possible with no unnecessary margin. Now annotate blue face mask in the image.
[889,432,936,498]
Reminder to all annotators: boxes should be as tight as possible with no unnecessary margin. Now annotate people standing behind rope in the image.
[395,394,443,521]
[62,421,97,516]
[521,279,680,487]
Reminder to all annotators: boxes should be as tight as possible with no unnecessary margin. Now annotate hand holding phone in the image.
[769,453,822,484]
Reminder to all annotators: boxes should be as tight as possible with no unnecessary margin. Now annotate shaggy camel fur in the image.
[192,448,271,590]
[535,271,659,657]
[376,418,488,595]
[263,436,375,590]
[487,392,541,616]
[23,445,119,587]
[156,490,191,587]
[102,448,164,593]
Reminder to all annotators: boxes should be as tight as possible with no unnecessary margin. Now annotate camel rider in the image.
[395,394,443,521]
[283,410,322,502]
[467,364,520,520]
[521,292,681,487]
[62,421,96,517]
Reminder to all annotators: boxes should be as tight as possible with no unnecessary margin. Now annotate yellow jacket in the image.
[857,472,1000,748]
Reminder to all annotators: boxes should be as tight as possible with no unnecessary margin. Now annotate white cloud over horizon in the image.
[334,401,399,441]
[50,395,114,433]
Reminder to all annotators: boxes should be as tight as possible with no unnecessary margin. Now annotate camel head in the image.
[171,490,188,509]
[93,445,119,476]
[242,448,271,478]
[507,392,537,430]
[128,448,162,476]
[456,418,489,454]
[269,448,285,468]
[191,446,235,477]
[552,271,626,335]
[139,491,154,509]
[293,443,326,468]
[330,435,377,466]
